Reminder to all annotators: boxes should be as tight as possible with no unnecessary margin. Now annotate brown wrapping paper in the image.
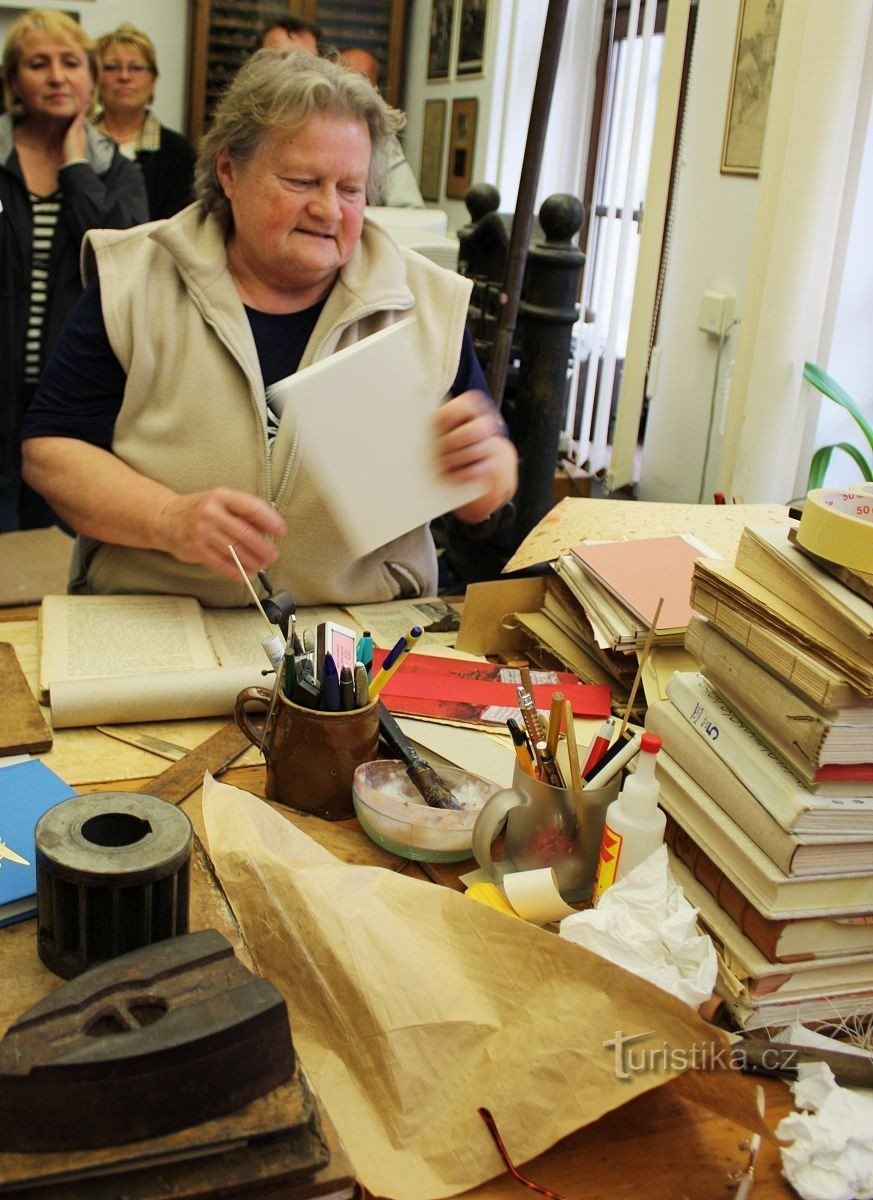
[202,776,766,1200]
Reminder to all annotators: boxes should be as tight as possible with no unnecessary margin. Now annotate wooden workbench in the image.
[0,605,797,1199]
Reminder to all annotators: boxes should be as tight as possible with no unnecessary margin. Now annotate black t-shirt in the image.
[23,278,490,445]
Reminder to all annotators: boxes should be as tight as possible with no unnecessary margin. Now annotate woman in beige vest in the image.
[21,52,516,606]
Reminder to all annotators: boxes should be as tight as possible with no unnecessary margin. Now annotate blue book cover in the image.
[0,760,77,927]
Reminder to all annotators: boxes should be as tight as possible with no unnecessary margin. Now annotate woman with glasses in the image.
[0,8,148,531]
[96,24,195,220]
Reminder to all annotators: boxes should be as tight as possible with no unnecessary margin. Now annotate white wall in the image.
[638,0,759,503]
[0,0,189,130]
[403,0,600,233]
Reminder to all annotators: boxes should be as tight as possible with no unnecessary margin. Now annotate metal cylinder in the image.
[35,792,192,979]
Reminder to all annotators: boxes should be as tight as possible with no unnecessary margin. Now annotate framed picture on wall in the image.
[457,0,488,76]
[445,97,477,199]
[428,0,454,81]
[721,0,784,176]
[420,99,447,202]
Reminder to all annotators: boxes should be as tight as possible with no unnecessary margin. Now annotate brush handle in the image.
[377,703,461,810]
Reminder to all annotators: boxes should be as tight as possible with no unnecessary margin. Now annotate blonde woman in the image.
[0,8,147,530]
[96,24,195,220]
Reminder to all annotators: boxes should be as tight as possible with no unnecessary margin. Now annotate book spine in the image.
[665,815,781,952]
[684,617,832,772]
[665,672,816,825]
[647,703,797,870]
[689,579,846,708]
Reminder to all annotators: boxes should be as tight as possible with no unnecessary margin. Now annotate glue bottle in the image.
[593,733,665,903]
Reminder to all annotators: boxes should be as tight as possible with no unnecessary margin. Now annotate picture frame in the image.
[445,97,477,199]
[456,0,488,77]
[721,0,784,176]
[420,99,447,202]
[427,0,454,82]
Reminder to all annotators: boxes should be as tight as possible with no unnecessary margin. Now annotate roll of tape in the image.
[797,486,873,573]
[502,868,576,925]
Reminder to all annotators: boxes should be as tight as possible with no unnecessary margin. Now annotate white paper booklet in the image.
[269,317,485,558]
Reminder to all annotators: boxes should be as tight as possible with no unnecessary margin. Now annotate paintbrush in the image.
[377,702,462,810]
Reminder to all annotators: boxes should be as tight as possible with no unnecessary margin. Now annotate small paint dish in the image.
[352,759,501,862]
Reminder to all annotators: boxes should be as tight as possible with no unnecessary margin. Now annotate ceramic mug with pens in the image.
[234,687,380,821]
[471,763,620,901]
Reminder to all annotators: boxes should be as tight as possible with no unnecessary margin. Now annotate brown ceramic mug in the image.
[234,687,380,821]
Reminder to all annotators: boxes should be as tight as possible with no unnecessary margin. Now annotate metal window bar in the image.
[567,0,661,477]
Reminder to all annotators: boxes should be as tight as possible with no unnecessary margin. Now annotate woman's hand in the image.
[22,438,287,582]
[155,488,287,581]
[61,110,88,163]
[434,390,518,526]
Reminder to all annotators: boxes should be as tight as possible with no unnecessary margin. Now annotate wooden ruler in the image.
[0,642,52,757]
[136,722,253,806]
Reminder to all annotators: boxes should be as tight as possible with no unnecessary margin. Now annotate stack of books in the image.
[645,522,873,1031]
[514,534,712,713]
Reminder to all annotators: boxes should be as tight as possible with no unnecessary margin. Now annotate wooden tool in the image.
[0,642,51,757]
[377,703,462,810]
[0,930,296,1152]
[135,721,251,806]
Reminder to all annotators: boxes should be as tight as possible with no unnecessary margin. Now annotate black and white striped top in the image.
[25,191,61,384]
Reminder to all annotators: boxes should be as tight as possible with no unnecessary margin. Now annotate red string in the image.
[478,1108,570,1200]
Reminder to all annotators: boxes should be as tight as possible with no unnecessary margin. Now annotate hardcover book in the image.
[647,702,873,875]
[658,753,873,919]
[0,760,77,926]
[665,671,873,819]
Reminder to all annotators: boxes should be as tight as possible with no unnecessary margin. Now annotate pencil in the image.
[563,698,582,790]
[618,597,663,741]
[546,691,564,757]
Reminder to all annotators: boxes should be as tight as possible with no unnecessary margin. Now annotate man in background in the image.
[340,46,424,208]
[261,16,320,54]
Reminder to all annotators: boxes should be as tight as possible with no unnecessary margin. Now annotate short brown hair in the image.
[195,50,403,223]
[2,9,99,115]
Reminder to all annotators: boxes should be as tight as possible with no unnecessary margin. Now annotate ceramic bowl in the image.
[352,759,501,862]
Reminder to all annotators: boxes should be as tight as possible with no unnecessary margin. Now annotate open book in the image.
[38,594,347,728]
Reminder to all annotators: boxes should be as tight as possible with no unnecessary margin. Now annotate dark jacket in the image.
[0,115,148,484]
[136,123,196,220]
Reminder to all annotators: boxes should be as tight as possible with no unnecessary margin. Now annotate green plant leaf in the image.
[803,362,873,457]
[808,441,873,488]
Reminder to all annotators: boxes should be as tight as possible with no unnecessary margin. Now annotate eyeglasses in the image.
[101,63,153,76]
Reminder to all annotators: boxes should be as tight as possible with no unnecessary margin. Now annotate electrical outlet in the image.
[698,290,735,336]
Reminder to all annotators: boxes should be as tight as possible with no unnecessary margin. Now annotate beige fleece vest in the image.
[71,205,473,606]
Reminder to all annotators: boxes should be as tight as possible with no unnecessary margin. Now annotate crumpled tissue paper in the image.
[777,1061,873,1200]
[559,844,717,1008]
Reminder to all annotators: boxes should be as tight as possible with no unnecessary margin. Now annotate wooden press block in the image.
[0,643,51,757]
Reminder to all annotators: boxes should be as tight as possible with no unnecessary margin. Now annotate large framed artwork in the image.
[721,0,784,176]
[445,97,477,199]
[420,99,447,202]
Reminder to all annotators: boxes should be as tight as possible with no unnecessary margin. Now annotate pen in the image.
[353,661,369,708]
[536,740,565,789]
[321,652,341,712]
[506,717,536,776]
[339,664,355,711]
[581,717,616,778]
[584,733,642,790]
[356,630,374,678]
[516,686,546,771]
[367,625,422,701]
[283,633,297,700]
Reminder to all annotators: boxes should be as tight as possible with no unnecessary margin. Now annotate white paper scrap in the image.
[559,844,717,1008]
[777,1062,873,1200]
